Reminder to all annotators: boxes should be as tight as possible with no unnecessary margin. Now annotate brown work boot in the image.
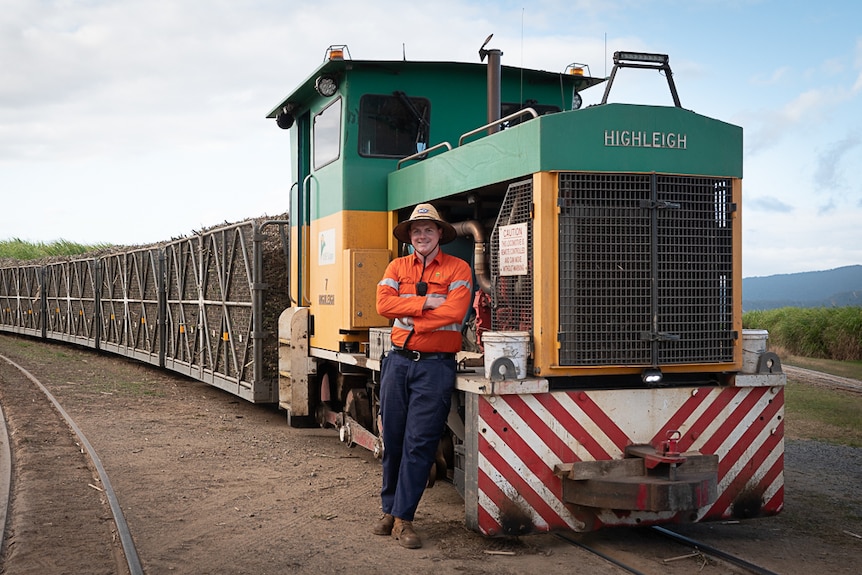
[373,513,394,536]
[392,517,422,549]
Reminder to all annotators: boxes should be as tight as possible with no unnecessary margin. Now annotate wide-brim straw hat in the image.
[393,203,457,244]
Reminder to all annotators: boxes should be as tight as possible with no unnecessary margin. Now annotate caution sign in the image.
[498,222,528,277]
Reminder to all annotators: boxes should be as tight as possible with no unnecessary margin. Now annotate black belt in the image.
[390,348,456,362]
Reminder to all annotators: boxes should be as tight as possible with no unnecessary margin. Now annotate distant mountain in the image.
[743,265,862,311]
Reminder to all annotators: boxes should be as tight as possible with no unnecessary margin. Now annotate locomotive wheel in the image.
[426,442,449,488]
[345,388,373,431]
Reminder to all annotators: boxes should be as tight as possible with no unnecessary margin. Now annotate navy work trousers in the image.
[379,351,456,521]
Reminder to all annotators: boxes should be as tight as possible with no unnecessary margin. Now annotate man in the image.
[374,204,472,549]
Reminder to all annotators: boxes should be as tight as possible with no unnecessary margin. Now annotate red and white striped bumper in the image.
[460,382,785,534]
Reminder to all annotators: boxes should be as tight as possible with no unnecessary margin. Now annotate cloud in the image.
[742,42,862,156]
[747,196,794,213]
[750,66,790,86]
[817,197,836,215]
[821,57,845,77]
[1,0,617,167]
[0,1,301,162]
[743,208,862,276]
[813,132,861,193]
[742,86,854,154]
[854,37,862,92]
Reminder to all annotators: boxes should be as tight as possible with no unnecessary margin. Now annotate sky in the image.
[2,0,861,278]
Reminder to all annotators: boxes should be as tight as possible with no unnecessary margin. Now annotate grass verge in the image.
[779,349,862,447]
[784,381,862,447]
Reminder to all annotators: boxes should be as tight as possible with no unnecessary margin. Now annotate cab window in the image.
[314,97,342,169]
[359,93,430,158]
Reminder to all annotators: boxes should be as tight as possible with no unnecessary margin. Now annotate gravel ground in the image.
[785,439,862,511]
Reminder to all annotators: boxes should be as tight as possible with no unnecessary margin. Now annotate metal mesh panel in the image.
[656,177,735,363]
[200,225,254,384]
[0,265,43,335]
[558,173,735,366]
[559,174,652,365]
[98,248,161,361]
[161,219,287,400]
[489,180,534,332]
[42,259,99,344]
[164,237,201,366]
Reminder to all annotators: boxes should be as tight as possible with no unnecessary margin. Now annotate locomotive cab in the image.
[266,44,602,421]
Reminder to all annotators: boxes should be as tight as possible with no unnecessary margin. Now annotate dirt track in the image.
[0,335,860,575]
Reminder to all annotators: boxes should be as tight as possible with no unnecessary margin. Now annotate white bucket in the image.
[483,331,530,380]
[742,329,769,374]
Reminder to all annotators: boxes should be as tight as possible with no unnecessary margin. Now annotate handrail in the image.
[285,181,298,307]
[396,142,453,169]
[396,107,540,168]
[300,174,315,307]
[458,108,539,146]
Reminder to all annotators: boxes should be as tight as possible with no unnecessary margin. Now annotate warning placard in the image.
[498,222,528,277]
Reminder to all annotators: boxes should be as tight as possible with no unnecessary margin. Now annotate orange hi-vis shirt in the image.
[376,250,473,353]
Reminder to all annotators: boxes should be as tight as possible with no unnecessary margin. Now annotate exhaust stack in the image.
[479,34,502,135]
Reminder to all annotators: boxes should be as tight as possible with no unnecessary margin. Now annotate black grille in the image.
[558,173,735,366]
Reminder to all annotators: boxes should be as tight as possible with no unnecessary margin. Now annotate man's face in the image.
[409,221,443,256]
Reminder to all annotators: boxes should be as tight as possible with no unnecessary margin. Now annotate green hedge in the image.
[743,306,862,361]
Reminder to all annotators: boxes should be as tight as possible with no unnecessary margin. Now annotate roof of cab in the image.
[266,58,605,118]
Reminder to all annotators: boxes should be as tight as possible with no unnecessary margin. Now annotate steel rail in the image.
[0,402,11,558]
[651,526,781,575]
[0,353,144,575]
[554,532,649,575]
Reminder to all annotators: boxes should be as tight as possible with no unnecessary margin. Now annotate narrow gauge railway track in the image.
[555,526,782,575]
[0,353,143,575]
[783,365,862,395]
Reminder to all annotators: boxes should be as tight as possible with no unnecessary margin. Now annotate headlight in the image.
[315,75,338,97]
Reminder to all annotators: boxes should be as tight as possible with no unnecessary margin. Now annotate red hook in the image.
[662,429,681,456]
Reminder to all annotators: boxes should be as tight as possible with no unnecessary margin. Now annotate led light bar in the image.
[614,51,669,65]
